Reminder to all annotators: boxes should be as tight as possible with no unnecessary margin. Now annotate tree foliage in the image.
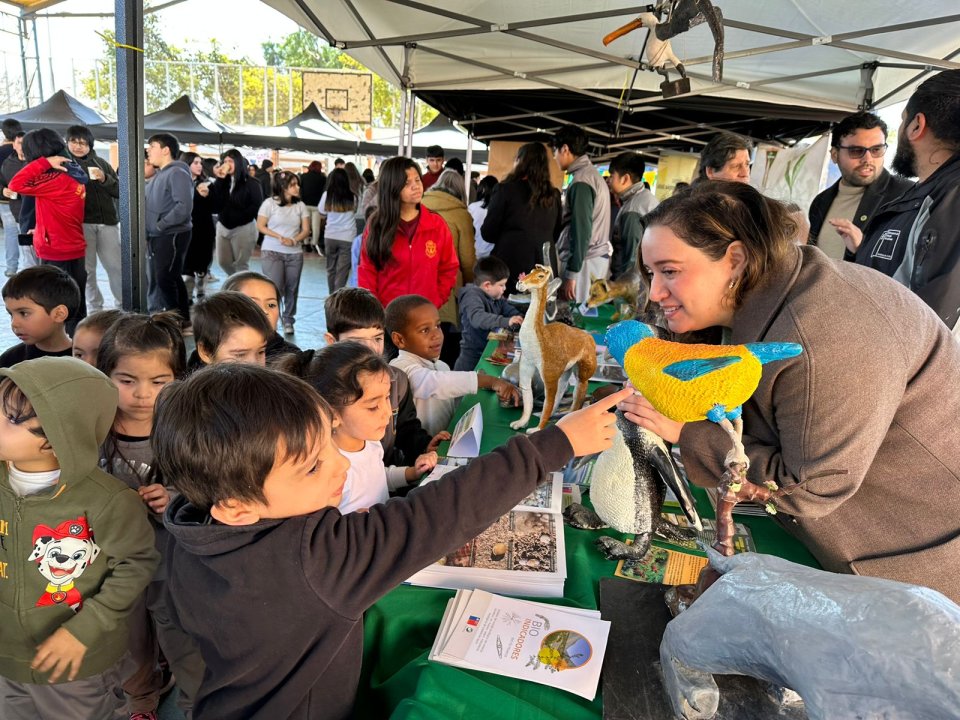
[81,23,436,130]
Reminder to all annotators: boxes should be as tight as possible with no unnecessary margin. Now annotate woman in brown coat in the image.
[421,168,476,366]
[618,180,960,603]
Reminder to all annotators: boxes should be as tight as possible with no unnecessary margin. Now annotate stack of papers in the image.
[430,589,610,700]
[407,470,566,597]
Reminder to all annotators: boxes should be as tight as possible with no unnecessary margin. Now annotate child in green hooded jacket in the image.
[0,356,158,720]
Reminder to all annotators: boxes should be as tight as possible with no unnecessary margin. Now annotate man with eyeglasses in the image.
[808,112,911,260]
[834,71,960,334]
[66,125,123,312]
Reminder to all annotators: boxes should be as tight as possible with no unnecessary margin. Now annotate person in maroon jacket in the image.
[358,156,459,312]
[9,128,88,333]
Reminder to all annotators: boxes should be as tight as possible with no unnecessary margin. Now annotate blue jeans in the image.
[0,202,18,273]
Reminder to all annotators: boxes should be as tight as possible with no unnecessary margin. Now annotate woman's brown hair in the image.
[640,180,796,309]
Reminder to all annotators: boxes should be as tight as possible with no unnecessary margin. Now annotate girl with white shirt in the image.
[256,171,310,335]
[277,342,439,514]
[318,168,357,293]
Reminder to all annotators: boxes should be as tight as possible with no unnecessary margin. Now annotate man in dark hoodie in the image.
[8,128,89,334]
[156,364,629,720]
[145,132,193,328]
[210,148,263,277]
[66,125,122,313]
[0,357,158,719]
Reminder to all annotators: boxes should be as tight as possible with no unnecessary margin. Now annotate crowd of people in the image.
[0,69,957,720]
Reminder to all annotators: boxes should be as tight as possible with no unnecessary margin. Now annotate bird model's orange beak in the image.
[603,17,644,46]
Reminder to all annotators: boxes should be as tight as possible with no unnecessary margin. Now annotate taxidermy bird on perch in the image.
[605,320,802,555]
[603,0,725,84]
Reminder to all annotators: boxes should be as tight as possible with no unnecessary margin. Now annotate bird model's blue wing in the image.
[743,342,803,365]
[662,356,741,381]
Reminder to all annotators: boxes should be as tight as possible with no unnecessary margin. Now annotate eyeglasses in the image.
[68,139,90,147]
[837,144,887,159]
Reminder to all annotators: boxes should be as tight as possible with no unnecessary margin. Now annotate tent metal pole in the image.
[415,62,610,90]
[343,5,654,49]
[872,46,960,108]
[115,0,147,312]
[405,92,415,156]
[338,0,403,84]
[464,132,473,205]
[397,89,408,156]
[18,15,30,108]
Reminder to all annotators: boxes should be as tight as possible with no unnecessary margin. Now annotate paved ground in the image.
[0,249,333,354]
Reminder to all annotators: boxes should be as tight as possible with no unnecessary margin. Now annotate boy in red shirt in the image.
[9,128,89,334]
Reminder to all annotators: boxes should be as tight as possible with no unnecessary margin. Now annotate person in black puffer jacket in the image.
[209,148,262,276]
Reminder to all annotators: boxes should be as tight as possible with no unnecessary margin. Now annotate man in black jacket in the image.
[832,71,960,333]
[67,125,123,311]
[807,112,911,260]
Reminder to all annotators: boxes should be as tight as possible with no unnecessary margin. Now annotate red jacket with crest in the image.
[358,206,459,309]
[9,157,87,261]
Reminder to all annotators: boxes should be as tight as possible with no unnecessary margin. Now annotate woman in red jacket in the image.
[9,128,88,331]
[358,157,458,311]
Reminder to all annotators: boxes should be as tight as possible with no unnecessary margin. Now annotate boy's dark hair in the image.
[426,145,444,159]
[191,291,273,357]
[147,132,180,161]
[2,265,80,315]
[0,377,48,447]
[384,294,433,337]
[551,126,589,157]
[153,364,330,510]
[76,308,127,335]
[609,152,646,184]
[261,159,274,171]
[222,270,280,300]
[276,343,389,410]
[905,69,960,150]
[324,287,385,337]
[697,132,751,181]
[96,311,188,380]
[831,111,888,148]
[66,125,95,148]
[22,128,66,163]
[2,118,23,141]
[473,256,510,286]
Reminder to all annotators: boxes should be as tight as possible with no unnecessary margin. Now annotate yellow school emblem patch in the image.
[425,240,437,258]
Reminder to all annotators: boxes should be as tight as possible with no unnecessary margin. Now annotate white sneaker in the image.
[283,324,294,335]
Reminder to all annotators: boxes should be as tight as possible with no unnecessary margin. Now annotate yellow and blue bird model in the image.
[605,320,803,427]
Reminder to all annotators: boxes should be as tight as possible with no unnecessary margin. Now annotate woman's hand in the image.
[196,182,210,198]
[617,386,684,444]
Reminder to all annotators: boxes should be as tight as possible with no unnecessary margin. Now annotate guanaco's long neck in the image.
[520,282,547,348]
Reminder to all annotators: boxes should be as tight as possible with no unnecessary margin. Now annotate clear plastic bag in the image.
[660,549,960,720]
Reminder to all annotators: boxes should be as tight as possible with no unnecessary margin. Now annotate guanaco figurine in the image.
[510,265,597,431]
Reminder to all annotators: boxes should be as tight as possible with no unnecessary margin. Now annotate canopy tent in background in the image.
[91,94,234,145]
[5,89,110,135]
[374,114,489,162]
[260,0,960,155]
[222,102,366,154]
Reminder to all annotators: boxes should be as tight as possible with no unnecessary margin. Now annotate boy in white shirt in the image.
[385,294,519,435]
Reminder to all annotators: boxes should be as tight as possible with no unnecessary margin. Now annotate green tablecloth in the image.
[358,307,818,719]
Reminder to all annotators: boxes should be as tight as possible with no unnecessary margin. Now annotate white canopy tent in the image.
[260,1,960,155]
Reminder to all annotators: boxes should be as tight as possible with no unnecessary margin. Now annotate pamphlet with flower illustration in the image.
[430,589,610,700]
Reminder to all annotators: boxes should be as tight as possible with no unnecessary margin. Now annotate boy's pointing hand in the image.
[556,387,634,457]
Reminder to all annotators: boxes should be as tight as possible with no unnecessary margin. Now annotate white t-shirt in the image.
[468,201,494,258]
[338,440,389,514]
[258,198,309,255]
[319,191,357,242]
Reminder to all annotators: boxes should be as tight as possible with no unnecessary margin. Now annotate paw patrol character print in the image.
[28,517,101,612]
